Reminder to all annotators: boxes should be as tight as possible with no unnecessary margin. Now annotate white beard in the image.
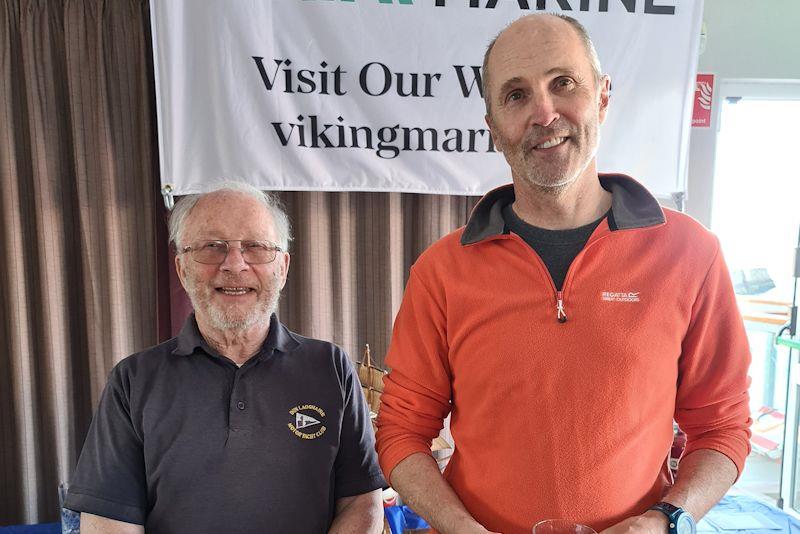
[183,268,282,333]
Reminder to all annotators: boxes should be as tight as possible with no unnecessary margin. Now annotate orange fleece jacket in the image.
[376,175,751,533]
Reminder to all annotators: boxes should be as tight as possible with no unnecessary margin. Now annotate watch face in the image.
[675,513,696,534]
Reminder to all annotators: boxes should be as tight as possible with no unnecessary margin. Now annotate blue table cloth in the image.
[699,494,800,533]
[0,524,59,533]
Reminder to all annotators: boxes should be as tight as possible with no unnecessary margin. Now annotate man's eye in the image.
[555,77,576,89]
[506,90,524,103]
[203,241,226,250]
[244,242,270,251]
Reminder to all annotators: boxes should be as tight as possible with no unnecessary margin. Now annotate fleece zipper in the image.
[505,226,615,324]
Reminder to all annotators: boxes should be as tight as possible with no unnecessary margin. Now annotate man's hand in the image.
[601,449,737,534]
[600,510,668,534]
[460,526,502,534]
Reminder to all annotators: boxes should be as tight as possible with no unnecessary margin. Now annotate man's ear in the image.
[485,114,503,153]
[175,253,188,289]
[278,252,291,290]
[598,75,611,124]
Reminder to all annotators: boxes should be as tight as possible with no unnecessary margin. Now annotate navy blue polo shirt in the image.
[65,314,386,534]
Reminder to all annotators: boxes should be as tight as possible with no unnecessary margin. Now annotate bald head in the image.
[482,14,602,116]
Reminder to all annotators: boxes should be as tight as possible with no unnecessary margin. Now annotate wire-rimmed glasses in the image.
[180,239,283,265]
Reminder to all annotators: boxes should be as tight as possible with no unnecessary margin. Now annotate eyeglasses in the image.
[180,240,283,265]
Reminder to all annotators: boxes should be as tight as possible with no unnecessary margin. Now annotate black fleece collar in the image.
[460,173,665,246]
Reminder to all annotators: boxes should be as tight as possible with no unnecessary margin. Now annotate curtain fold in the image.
[1,0,159,524]
[276,191,479,368]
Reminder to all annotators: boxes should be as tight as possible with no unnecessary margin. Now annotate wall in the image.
[685,0,800,227]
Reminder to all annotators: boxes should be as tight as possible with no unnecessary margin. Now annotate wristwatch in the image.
[648,502,696,534]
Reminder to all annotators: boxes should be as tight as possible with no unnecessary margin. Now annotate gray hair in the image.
[482,14,603,116]
[168,181,293,252]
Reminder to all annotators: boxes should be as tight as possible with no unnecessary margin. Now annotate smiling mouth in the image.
[534,137,568,149]
[216,287,254,296]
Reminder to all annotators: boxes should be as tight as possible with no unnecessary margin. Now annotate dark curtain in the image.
[0,0,162,524]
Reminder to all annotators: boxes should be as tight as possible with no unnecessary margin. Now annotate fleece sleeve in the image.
[375,266,453,484]
[675,239,752,476]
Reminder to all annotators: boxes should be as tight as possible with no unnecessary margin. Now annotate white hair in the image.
[168,181,292,252]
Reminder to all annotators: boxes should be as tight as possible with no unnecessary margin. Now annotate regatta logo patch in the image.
[601,291,641,303]
[288,404,327,440]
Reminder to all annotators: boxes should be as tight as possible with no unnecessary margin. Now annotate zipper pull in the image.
[556,291,568,323]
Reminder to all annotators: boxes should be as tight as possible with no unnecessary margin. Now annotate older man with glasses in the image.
[65,182,386,534]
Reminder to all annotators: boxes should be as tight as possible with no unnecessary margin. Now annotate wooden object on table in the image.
[357,344,386,415]
[358,344,453,456]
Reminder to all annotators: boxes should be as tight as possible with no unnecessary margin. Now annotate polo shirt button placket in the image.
[228,369,249,442]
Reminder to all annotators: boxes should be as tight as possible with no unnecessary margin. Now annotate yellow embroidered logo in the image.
[288,404,327,440]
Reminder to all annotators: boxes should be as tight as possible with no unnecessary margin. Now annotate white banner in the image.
[151,0,702,197]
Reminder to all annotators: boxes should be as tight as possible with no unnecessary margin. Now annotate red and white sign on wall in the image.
[692,74,715,128]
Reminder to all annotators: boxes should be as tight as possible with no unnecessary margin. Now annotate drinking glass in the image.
[532,519,597,534]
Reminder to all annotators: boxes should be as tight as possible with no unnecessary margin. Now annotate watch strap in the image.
[648,502,694,534]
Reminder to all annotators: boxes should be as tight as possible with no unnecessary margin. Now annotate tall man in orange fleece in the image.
[375,13,751,534]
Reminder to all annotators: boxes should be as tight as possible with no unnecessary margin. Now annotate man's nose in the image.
[219,245,250,272]
[527,92,559,128]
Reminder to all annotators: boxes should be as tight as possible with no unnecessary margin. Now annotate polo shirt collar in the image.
[172,313,301,357]
[460,173,665,245]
